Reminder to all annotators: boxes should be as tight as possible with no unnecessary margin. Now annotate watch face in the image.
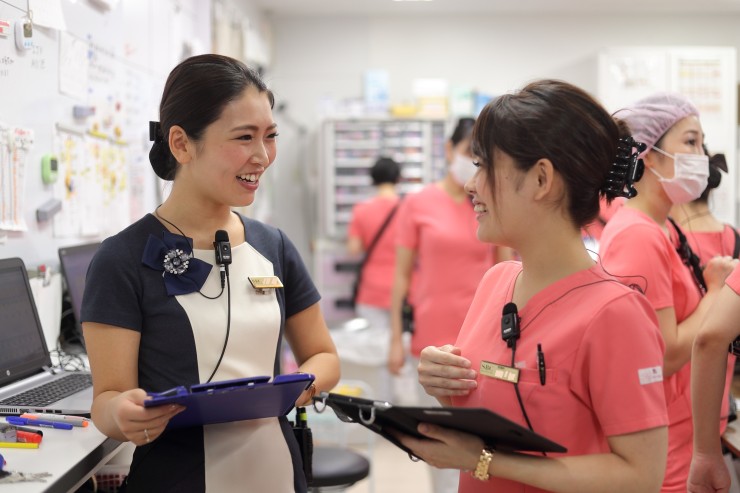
[50,158,58,171]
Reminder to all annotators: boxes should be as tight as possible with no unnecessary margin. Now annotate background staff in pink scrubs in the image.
[600,93,737,493]
[689,265,740,493]
[396,79,670,493]
[671,149,737,437]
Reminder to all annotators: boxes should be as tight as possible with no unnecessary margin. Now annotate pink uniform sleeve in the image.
[570,291,668,436]
[602,223,674,311]
[396,193,419,250]
[726,264,740,295]
[347,204,362,240]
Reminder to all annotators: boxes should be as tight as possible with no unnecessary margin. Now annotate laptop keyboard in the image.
[0,373,92,406]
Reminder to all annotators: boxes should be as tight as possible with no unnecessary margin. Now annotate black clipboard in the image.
[313,392,566,455]
[144,373,314,429]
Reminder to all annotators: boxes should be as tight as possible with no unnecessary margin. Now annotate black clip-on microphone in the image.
[501,302,521,348]
[214,230,232,288]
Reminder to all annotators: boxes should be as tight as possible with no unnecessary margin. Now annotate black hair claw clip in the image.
[603,137,646,199]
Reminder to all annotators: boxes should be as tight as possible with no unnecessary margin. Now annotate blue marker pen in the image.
[6,416,73,430]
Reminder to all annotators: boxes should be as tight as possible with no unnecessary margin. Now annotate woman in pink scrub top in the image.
[599,93,736,493]
[689,265,740,493]
[671,150,737,437]
[396,80,670,493]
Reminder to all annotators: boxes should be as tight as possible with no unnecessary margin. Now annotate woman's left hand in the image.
[395,423,485,471]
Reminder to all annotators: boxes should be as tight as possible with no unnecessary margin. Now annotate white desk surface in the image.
[0,418,123,493]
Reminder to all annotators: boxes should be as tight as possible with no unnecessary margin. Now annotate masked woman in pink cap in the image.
[599,93,737,492]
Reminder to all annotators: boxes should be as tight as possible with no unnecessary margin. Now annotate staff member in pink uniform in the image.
[688,264,740,493]
[671,151,735,264]
[397,80,670,493]
[345,156,402,400]
[671,150,737,436]
[599,92,736,492]
[348,156,402,315]
[388,117,494,493]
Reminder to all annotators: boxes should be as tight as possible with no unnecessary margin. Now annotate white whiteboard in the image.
[0,0,211,267]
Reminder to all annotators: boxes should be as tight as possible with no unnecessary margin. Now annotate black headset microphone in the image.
[206,230,232,384]
[213,230,232,288]
[501,302,520,348]
[500,301,538,437]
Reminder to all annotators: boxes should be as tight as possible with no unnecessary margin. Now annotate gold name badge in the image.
[480,360,520,384]
[248,276,284,294]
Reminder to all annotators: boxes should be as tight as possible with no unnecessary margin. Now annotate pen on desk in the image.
[20,413,89,427]
[0,441,39,449]
[6,416,73,430]
[537,343,546,386]
[9,425,43,437]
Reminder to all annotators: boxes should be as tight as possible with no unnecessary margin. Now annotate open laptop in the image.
[0,257,93,416]
[58,242,101,333]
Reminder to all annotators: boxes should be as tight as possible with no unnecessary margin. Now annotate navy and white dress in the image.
[82,213,319,492]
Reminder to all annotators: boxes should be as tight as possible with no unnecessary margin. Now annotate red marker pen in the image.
[16,430,43,444]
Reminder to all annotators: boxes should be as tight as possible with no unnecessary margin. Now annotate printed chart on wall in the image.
[0,124,34,235]
[52,125,129,238]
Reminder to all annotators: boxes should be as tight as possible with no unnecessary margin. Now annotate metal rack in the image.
[316,118,447,324]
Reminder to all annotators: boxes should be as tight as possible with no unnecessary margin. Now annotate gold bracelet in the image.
[472,448,494,481]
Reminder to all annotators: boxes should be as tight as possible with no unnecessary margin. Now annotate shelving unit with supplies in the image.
[315,118,447,324]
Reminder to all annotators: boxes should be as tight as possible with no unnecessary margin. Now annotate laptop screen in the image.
[58,243,100,323]
[0,258,50,387]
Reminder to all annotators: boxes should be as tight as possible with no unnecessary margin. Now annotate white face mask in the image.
[649,147,709,205]
[449,153,477,186]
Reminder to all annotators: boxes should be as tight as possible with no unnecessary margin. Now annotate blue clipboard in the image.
[144,373,315,429]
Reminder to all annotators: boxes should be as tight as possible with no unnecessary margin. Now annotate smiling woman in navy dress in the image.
[81,54,340,492]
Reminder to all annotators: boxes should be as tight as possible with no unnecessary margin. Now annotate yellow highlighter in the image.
[0,441,39,449]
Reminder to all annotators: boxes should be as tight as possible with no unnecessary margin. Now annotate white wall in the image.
[265,13,740,265]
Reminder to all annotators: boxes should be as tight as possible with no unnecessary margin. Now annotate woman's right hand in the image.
[704,256,739,293]
[110,388,184,446]
[418,345,477,399]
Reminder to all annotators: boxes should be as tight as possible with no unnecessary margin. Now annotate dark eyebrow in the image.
[230,123,278,132]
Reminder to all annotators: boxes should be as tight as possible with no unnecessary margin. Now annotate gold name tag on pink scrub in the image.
[480,360,520,384]
[248,276,284,294]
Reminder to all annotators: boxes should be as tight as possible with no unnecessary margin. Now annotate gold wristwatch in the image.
[472,448,494,481]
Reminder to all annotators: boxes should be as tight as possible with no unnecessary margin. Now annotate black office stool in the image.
[309,445,370,492]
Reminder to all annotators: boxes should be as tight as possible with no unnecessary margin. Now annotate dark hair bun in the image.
[707,164,722,190]
[149,141,175,181]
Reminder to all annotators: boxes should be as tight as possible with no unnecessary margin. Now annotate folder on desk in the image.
[144,373,314,429]
[314,392,566,456]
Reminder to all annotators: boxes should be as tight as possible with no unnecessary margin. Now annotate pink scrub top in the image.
[453,261,668,493]
[684,224,739,263]
[600,206,703,493]
[681,223,738,434]
[727,264,740,293]
[348,195,401,309]
[397,184,493,357]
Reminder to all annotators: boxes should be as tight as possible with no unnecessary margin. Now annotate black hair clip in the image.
[602,137,646,199]
[149,121,164,143]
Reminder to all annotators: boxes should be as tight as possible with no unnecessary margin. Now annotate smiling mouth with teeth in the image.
[238,174,259,183]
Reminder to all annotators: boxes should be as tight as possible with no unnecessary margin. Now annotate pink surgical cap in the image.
[615,92,700,157]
